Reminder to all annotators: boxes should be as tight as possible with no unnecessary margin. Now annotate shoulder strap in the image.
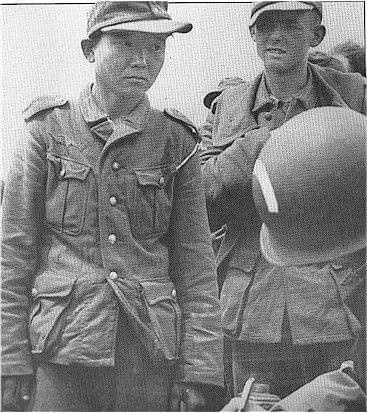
[163,108,201,143]
[204,76,246,111]
[23,96,68,121]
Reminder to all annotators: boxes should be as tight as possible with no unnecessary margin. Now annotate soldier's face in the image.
[253,10,320,73]
[92,31,166,96]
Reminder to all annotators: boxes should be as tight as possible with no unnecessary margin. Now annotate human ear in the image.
[310,25,325,47]
[249,26,256,42]
[81,39,95,63]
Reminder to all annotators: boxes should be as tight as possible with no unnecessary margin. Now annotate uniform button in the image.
[109,271,118,280]
[171,289,176,298]
[159,177,165,187]
[108,234,117,244]
[264,112,272,121]
[109,196,117,206]
[112,161,120,171]
[59,168,66,178]
[31,288,38,297]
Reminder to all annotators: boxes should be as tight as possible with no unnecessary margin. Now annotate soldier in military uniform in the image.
[1,2,224,411]
[200,0,365,400]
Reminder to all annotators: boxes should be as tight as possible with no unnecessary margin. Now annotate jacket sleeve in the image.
[362,77,366,115]
[200,122,270,231]
[1,120,47,376]
[168,138,224,388]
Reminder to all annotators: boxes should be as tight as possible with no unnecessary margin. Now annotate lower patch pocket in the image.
[29,274,77,356]
[141,281,181,362]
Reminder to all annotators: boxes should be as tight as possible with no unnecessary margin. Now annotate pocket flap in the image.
[134,168,174,189]
[134,170,162,188]
[32,273,77,299]
[141,281,176,304]
[47,154,90,181]
[62,159,90,180]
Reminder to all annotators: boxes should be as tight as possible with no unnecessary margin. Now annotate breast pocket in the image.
[46,155,91,235]
[128,168,174,239]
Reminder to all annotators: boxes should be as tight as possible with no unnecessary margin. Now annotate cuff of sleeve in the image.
[177,365,224,388]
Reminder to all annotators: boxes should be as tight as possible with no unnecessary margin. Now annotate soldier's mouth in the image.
[125,76,149,81]
[266,48,286,54]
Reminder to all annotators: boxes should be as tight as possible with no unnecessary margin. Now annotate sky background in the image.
[1,1,365,177]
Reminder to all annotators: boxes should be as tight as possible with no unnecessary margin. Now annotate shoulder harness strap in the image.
[23,95,68,121]
[164,108,201,172]
[163,108,201,143]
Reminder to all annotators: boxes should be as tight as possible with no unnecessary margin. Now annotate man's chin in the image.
[264,59,293,73]
[117,81,149,96]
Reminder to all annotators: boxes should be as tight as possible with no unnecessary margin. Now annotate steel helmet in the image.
[252,106,366,267]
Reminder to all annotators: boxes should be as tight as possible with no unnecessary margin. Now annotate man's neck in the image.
[92,82,144,121]
[264,63,308,102]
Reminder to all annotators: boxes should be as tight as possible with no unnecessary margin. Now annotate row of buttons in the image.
[109,160,118,277]
[109,193,117,245]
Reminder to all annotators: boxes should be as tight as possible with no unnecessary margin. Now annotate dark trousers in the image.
[230,339,353,399]
[31,312,173,411]
[227,313,353,399]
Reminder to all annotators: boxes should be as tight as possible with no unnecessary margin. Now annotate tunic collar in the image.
[252,66,317,114]
[79,83,150,141]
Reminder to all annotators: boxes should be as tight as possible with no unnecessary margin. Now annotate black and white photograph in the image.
[1,1,366,411]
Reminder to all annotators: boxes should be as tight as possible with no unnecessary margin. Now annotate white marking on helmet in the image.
[253,159,279,214]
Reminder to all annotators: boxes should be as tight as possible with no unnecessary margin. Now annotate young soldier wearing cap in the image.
[200,1,366,400]
[1,2,224,411]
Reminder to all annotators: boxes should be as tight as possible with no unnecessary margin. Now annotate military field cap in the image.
[249,1,323,27]
[87,2,193,37]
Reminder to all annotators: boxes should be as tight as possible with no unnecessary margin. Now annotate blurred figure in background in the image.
[331,41,366,76]
[307,50,347,71]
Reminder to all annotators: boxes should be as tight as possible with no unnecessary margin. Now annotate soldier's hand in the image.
[1,375,35,411]
[170,382,225,411]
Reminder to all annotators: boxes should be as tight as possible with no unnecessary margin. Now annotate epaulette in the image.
[164,108,201,143]
[204,77,246,111]
[23,95,68,121]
